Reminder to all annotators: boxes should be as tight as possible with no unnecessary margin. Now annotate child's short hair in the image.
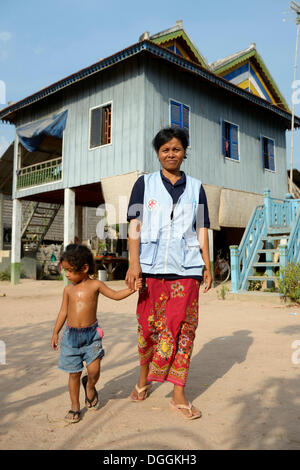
[60,244,95,275]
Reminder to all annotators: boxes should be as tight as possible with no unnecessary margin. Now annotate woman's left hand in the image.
[203,269,212,293]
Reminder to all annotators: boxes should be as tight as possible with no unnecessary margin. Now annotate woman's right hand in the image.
[125,263,142,291]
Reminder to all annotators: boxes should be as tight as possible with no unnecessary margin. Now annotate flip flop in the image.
[130,382,152,402]
[170,400,202,420]
[64,410,81,423]
[81,375,99,409]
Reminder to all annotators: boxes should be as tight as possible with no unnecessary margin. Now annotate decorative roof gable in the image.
[210,44,289,112]
[140,20,209,69]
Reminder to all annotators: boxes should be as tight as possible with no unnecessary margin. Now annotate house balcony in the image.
[16,157,62,190]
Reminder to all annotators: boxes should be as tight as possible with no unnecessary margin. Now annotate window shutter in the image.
[230,124,239,160]
[182,104,190,143]
[260,135,266,169]
[102,105,112,145]
[220,118,225,156]
[90,107,102,148]
[170,100,182,128]
[268,139,275,171]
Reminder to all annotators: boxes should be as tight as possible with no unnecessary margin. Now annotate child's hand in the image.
[135,277,145,291]
[51,333,59,351]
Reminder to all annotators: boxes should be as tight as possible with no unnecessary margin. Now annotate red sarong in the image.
[136,278,200,387]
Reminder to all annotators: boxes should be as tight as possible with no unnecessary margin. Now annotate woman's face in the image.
[157,137,185,173]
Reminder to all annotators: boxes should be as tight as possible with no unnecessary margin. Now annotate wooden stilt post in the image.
[11,198,22,285]
[64,188,76,248]
[11,135,22,285]
[63,188,75,285]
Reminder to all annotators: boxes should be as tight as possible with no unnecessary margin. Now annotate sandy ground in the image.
[0,279,300,450]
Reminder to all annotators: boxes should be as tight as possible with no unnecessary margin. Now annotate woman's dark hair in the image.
[60,244,95,275]
[152,127,189,156]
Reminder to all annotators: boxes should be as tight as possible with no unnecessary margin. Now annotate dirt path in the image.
[0,279,300,450]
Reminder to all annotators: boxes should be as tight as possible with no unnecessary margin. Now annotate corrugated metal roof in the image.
[0,40,299,128]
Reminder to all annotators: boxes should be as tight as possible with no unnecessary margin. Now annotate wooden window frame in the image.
[260,135,276,173]
[169,98,191,147]
[89,101,112,150]
[221,118,240,162]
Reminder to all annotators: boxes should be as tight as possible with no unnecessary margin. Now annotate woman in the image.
[126,127,212,419]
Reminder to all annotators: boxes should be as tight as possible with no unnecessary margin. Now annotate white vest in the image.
[139,171,205,276]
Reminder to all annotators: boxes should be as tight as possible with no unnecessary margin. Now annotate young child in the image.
[51,244,140,423]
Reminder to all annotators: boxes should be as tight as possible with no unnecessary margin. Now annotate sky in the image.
[0,0,300,170]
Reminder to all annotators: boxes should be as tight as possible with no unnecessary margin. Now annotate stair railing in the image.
[230,190,300,293]
[287,204,300,264]
[230,204,265,292]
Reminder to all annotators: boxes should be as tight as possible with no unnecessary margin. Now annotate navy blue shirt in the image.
[127,171,210,281]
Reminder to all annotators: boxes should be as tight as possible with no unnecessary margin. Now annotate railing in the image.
[287,205,300,264]
[230,190,300,292]
[230,204,265,292]
[16,157,62,189]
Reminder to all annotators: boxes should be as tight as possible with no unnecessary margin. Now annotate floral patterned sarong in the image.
[136,278,200,387]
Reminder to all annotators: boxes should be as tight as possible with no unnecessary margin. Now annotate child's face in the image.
[61,260,89,283]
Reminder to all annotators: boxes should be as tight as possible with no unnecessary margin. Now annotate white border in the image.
[260,134,276,173]
[88,100,113,151]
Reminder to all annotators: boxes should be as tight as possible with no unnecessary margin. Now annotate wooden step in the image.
[267,227,291,235]
[252,262,280,267]
[247,276,278,282]
[261,236,289,241]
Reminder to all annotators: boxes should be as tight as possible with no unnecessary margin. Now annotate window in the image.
[261,136,275,171]
[221,120,239,161]
[90,103,112,149]
[170,100,190,142]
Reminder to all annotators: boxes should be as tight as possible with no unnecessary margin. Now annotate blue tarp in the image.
[16,110,68,152]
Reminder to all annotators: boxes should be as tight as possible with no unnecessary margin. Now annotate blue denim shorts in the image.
[58,321,105,373]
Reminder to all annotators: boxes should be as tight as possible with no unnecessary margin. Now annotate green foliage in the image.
[278,263,300,304]
[0,269,10,281]
[217,284,229,300]
[0,268,26,281]
[248,280,263,291]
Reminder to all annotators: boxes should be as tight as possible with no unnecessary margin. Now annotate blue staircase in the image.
[230,190,300,292]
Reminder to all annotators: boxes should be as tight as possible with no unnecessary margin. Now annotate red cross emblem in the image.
[147,199,158,210]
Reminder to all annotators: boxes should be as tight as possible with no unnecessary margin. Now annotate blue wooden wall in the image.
[143,57,288,198]
[13,54,288,200]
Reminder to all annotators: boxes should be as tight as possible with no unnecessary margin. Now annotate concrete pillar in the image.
[64,188,75,248]
[63,188,76,286]
[0,192,3,250]
[11,198,22,285]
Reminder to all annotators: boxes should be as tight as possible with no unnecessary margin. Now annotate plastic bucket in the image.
[98,270,107,281]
